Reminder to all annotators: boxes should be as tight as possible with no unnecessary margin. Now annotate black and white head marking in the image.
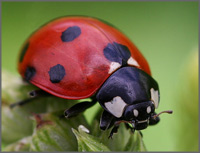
[96,66,160,131]
[150,88,159,108]
[104,96,127,118]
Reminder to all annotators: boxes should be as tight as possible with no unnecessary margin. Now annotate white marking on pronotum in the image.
[133,109,139,117]
[147,106,151,113]
[78,125,90,133]
[105,96,127,118]
[150,88,159,108]
[127,57,140,67]
[108,62,121,74]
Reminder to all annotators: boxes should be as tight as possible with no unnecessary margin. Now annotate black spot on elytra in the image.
[25,66,36,81]
[48,64,66,83]
[103,42,131,66]
[61,26,81,42]
[19,42,29,62]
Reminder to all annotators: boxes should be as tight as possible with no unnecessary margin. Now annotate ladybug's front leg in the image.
[100,110,115,130]
[125,123,135,133]
[108,124,119,139]
[64,98,97,118]
[99,111,121,139]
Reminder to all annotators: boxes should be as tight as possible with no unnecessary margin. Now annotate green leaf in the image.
[72,125,111,152]
[1,105,33,144]
[30,111,89,151]
[2,70,75,145]
[90,110,147,151]
[2,69,148,152]
[2,70,89,151]
[3,136,32,152]
[122,130,147,151]
[2,70,38,105]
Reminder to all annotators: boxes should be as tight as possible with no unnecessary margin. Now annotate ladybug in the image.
[14,16,172,137]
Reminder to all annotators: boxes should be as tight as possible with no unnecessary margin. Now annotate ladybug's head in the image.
[123,101,172,130]
[96,67,172,131]
[123,101,160,130]
[123,101,156,130]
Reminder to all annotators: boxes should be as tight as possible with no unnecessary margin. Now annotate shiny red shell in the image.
[18,16,151,100]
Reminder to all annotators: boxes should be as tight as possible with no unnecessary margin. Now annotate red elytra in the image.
[18,16,151,100]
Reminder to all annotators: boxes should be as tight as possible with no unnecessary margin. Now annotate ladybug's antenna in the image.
[153,110,173,119]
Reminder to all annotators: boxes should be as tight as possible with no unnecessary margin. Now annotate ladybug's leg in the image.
[124,123,143,137]
[139,131,143,137]
[28,90,51,97]
[100,110,115,130]
[125,123,136,133]
[108,124,120,139]
[64,98,97,118]
[149,112,160,125]
[108,120,127,139]
[10,90,51,108]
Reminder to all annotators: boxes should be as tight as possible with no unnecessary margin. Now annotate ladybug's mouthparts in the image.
[153,110,173,119]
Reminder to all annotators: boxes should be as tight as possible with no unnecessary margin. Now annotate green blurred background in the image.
[2,1,198,151]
